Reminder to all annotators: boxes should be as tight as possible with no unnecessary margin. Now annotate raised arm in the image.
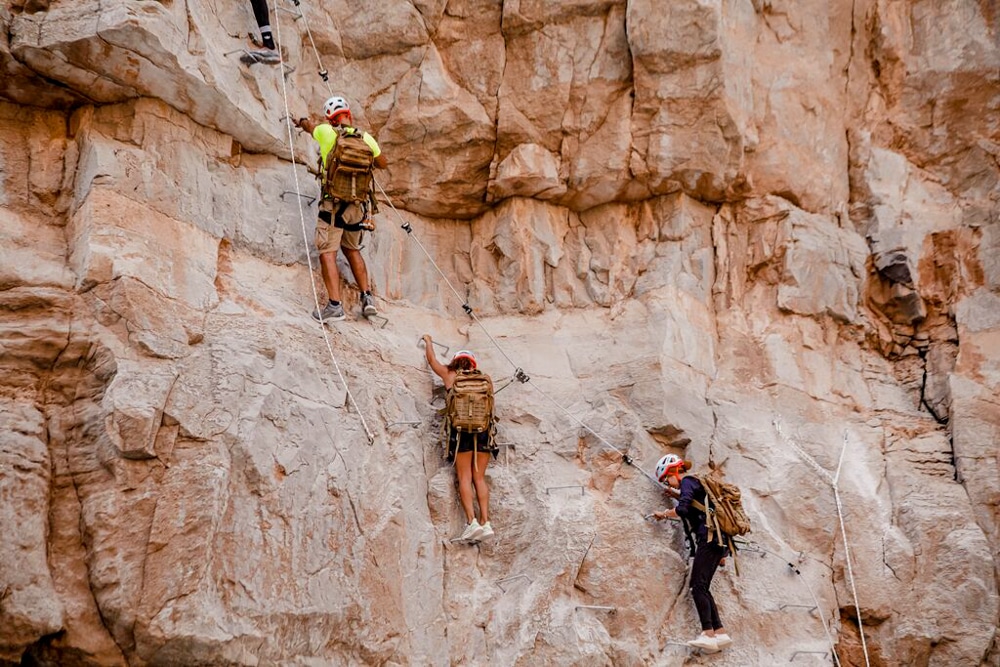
[294,116,320,135]
[422,334,452,386]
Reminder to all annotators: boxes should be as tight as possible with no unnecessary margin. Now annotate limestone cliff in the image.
[1,0,998,665]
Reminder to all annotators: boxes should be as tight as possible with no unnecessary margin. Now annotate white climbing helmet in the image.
[656,454,685,483]
[451,350,477,370]
[323,95,351,121]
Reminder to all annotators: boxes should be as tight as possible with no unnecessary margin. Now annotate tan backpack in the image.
[322,127,375,203]
[689,468,751,575]
[446,370,494,433]
[691,469,752,541]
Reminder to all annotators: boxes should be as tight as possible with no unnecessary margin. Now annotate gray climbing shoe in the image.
[312,302,345,323]
[361,293,378,317]
[240,49,280,65]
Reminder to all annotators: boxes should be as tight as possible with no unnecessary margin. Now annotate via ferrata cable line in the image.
[731,537,842,667]
[273,2,375,445]
[373,178,664,487]
[281,0,679,486]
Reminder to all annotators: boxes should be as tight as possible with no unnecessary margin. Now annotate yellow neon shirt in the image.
[313,124,381,167]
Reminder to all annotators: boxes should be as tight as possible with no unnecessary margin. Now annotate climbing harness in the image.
[272,0,375,445]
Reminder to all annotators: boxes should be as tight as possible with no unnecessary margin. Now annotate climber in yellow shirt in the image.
[295,96,387,322]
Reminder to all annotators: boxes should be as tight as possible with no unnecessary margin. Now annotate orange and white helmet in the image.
[451,350,477,369]
[656,454,685,483]
[323,95,351,123]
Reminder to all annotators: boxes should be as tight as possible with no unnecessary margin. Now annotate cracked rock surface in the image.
[0,0,998,665]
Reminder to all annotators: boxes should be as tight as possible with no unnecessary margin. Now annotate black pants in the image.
[249,0,274,48]
[249,0,269,27]
[690,535,726,631]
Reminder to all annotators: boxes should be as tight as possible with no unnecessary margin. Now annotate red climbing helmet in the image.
[451,350,477,370]
[656,454,686,483]
[323,95,351,123]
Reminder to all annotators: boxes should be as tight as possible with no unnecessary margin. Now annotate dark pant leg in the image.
[689,537,726,631]
[249,0,274,48]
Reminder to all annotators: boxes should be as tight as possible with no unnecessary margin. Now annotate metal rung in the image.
[791,650,829,661]
[281,191,316,205]
[416,338,450,356]
[387,421,420,429]
[494,442,516,449]
[276,6,302,18]
[495,574,531,592]
[546,485,585,495]
[367,315,388,329]
[778,603,818,613]
[575,605,616,614]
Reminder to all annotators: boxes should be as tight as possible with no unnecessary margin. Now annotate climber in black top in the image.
[651,455,733,654]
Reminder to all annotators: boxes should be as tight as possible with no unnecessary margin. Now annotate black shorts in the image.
[447,431,496,461]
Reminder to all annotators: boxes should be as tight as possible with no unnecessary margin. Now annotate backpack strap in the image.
[688,475,725,548]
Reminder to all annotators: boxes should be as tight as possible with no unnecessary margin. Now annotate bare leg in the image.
[454,451,475,523]
[342,247,370,293]
[319,251,342,302]
[472,451,491,524]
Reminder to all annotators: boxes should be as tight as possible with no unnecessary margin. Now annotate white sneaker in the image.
[459,520,482,542]
[687,633,720,653]
[479,522,495,539]
[714,633,732,649]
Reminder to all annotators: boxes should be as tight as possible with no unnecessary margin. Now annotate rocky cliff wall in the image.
[1,1,998,665]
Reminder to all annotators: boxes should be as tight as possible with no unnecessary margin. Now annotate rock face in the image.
[1,0,998,665]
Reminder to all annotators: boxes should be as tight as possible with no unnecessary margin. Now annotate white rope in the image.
[773,419,834,484]
[773,419,870,666]
[273,3,375,445]
[835,432,869,666]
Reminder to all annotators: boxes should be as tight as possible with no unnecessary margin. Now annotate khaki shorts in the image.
[315,199,365,253]
[315,220,362,253]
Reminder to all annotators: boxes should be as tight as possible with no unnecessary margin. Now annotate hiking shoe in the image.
[714,633,732,650]
[687,634,720,653]
[239,49,280,65]
[312,301,345,323]
[479,522,495,540]
[361,293,378,317]
[459,520,483,542]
